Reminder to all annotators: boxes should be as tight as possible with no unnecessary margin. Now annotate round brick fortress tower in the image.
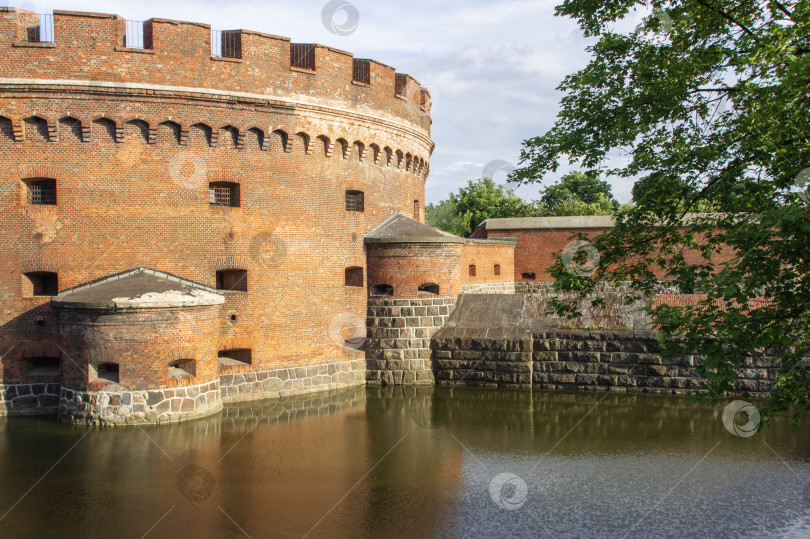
[0,7,515,425]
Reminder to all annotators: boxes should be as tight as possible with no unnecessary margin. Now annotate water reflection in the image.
[0,386,807,538]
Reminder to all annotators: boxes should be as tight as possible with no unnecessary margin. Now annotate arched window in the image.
[417,283,439,296]
[92,363,119,383]
[371,284,393,296]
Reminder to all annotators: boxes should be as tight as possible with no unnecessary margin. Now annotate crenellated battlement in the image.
[0,7,432,134]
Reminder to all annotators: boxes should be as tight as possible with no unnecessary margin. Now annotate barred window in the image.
[346,190,364,212]
[291,43,316,71]
[352,58,371,85]
[209,182,239,207]
[28,179,56,205]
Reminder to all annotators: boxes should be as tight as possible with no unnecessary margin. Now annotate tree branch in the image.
[693,0,758,39]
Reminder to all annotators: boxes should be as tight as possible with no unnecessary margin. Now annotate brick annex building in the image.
[0,8,516,425]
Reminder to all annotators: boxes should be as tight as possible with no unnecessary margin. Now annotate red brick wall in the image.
[483,228,736,282]
[460,243,514,285]
[0,8,434,381]
[56,305,220,390]
[366,243,463,298]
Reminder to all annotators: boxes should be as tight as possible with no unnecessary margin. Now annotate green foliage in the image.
[540,171,620,214]
[425,199,471,237]
[516,0,810,424]
[429,178,537,237]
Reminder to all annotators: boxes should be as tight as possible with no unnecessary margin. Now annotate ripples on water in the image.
[0,386,807,538]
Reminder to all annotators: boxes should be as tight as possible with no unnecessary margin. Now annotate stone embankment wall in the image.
[431,326,777,394]
[0,381,61,414]
[219,358,366,403]
[365,297,456,385]
[59,379,222,426]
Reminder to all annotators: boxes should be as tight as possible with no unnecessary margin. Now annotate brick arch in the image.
[0,114,14,142]
[212,256,251,271]
[335,138,349,159]
[206,169,243,184]
[17,164,63,181]
[23,115,52,142]
[124,118,150,143]
[295,131,311,154]
[245,127,265,151]
[269,129,289,152]
[218,338,253,351]
[316,134,332,157]
[20,259,59,274]
[369,143,381,164]
[91,116,120,142]
[166,349,198,363]
[189,122,213,146]
[57,116,83,142]
[383,146,393,166]
[352,140,365,161]
[395,149,404,169]
[220,125,241,149]
[157,120,182,145]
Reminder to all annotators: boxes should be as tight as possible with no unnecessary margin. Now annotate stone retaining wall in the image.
[0,382,61,415]
[431,326,777,394]
[219,358,366,403]
[59,379,222,426]
[460,282,516,294]
[366,297,456,385]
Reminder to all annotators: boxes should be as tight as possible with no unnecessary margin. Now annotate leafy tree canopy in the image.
[540,171,620,215]
[512,0,810,424]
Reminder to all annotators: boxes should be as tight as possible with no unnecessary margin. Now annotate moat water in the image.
[0,386,808,538]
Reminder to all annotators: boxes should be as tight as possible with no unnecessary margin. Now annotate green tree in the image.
[425,199,471,237]
[429,178,537,237]
[512,1,810,424]
[540,171,620,215]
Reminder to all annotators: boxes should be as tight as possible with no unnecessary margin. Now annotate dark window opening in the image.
[494,264,501,276]
[212,30,242,58]
[93,363,119,383]
[218,349,252,367]
[209,182,239,207]
[352,58,371,84]
[371,284,393,296]
[345,267,364,287]
[346,190,364,212]
[469,265,477,277]
[27,179,56,205]
[413,200,420,220]
[216,269,247,292]
[395,73,408,96]
[25,356,60,377]
[24,272,58,297]
[169,359,195,378]
[417,283,439,296]
[522,272,536,281]
[290,43,316,71]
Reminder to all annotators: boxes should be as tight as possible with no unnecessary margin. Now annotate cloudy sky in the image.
[10,0,644,203]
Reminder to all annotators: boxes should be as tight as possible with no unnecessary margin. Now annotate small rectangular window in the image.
[352,58,371,85]
[209,182,239,207]
[24,272,58,296]
[494,264,501,276]
[216,269,247,292]
[413,200,420,220]
[395,74,408,96]
[218,349,252,366]
[345,267,363,287]
[521,272,536,281]
[469,265,476,277]
[28,179,56,205]
[346,190,364,212]
[291,43,316,71]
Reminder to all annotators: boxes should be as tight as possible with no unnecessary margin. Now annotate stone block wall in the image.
[431,326,778,395]
[58,379,222,426]
[219,358,365,403]
[0,381,61,415]
[366,297,456,385]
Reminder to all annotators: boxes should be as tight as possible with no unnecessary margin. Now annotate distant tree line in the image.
[426,171,622,237]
